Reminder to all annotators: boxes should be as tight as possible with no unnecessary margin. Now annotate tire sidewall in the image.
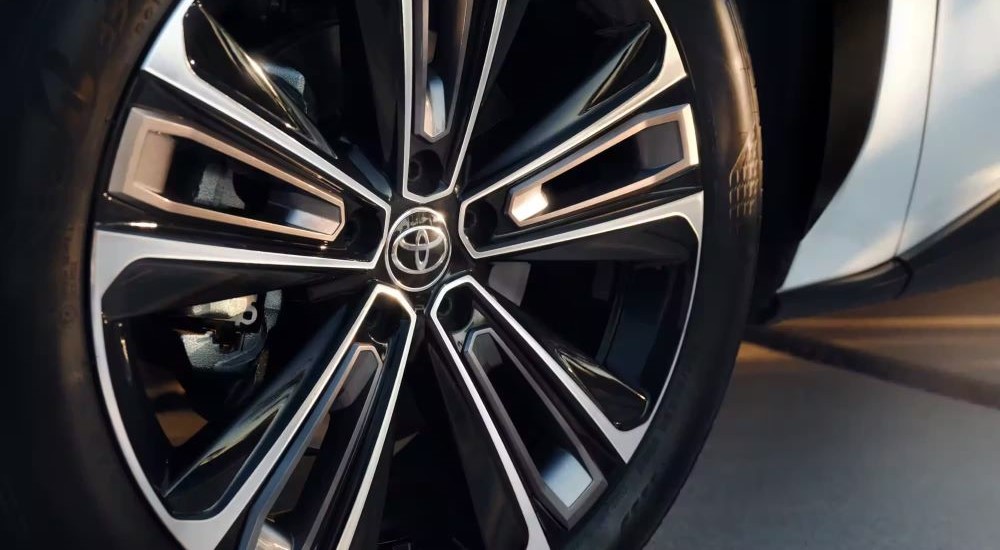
[1,1,178,547]
[568,0,761,547]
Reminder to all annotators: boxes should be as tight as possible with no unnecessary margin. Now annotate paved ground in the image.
[649,279,1000,550]
[776,278,1000,387]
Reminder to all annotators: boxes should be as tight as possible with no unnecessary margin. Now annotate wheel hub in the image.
[384,207,453,292]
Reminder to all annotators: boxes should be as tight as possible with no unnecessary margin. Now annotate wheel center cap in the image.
[385,207,452,292]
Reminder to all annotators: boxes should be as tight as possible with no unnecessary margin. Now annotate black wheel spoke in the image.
[475,21,656,179]
[425,304,550,548]
[403,0,508,202]
[430,276,645,462]
[170,2,333,155]
[92,220,415,548]
[451,0,702,264]
[238,288,417,550]
[456,96,701,260]
[347,0,411,196]
[461,0,687,189]
[456,100,701,260]
[92,226,378,282]
[137,0,392,237]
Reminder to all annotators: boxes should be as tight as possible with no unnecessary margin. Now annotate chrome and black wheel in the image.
[1,0,760,548]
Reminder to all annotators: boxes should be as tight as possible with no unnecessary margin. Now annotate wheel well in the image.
[733,0,890,320]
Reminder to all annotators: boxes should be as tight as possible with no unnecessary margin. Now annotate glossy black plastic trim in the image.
[766,260,908,322]
[900,190,1000,296]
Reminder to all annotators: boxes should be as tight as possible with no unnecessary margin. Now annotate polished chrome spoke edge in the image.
[399,0,415,199]
[93,230,378,282]
[335,298,417,550]
[428,287,550,550]
[241,343,385,550]
[461,190,702,261]
[91,227,416,550]
[403,0,509,203]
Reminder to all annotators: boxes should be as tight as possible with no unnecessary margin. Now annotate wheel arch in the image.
[734,0,890,320]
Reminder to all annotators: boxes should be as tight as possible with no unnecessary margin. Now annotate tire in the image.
[568,2,762,544]
[0,0,760,548]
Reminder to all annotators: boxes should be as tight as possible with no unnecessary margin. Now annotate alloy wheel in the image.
[91,0,706,548]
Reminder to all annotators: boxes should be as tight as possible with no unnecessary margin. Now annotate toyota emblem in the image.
[385,208,451,292]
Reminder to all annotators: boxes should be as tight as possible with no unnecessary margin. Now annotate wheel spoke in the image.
[449,0,698,262]
[457,103,700,260]
[456,100,699,261]
[99,101,388,263]
[460,0,686,189]
[107,108,350,243]
[503,104,698,227]
[343,0,413,198]
[476,21,656,179]
[140,0,391,226]
[93,229,375,304]
[466,326,611,525]
[238,291,417,550]
[431,272,696,463]
[462,188,703,262]
[92,216,415,549]
[410,0,475,144]
[430,277,624,461]
[173,2,331,155]
[425,304,550,548]
[403,0,508,202]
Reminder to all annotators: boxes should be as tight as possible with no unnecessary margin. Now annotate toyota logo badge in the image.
[385,208,451,292]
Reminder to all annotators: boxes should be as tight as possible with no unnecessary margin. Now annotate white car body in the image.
[783,0,1000,291]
